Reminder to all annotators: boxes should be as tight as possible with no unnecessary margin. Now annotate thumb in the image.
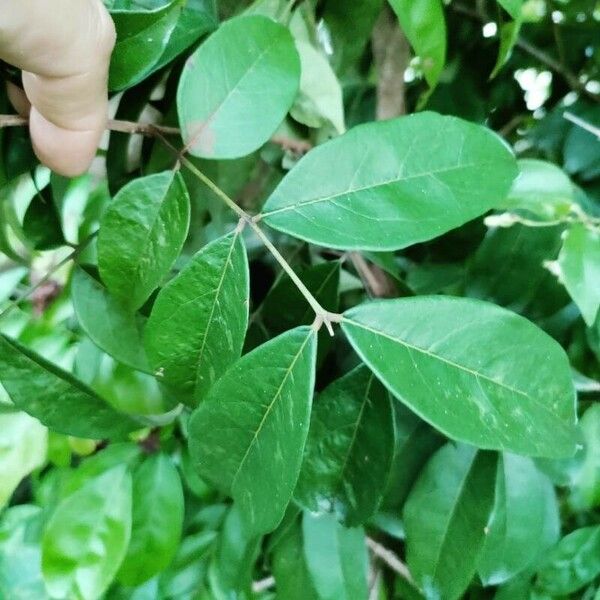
[0,0,116,177]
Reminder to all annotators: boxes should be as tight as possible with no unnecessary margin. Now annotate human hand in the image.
[0,0,115,176]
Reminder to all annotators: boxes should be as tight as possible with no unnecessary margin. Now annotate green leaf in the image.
[273,519,319,600]
[98,171,191,311]
[569,405,600,511]
[302,512,368,600]
[500,159,575,218]
[490,19,521,79]
[0,335,140,439]
[117,454,184,586]
[0,411,47,508]
[558,224,600,326]
[291,40,345,134]
[22,190,65,250]
[342,297,577,458]
[145,231,249,404]
[388,0,446,91]
[209,505,261,598]
[295,365,395,526]
[109,0,185,91]
[497,0,522,19]
[189,327,317,535]
[404,444,497,600]
[42,465,133,600]
[536,526,600,595]
[72,268,150,373]
[478,453,560,585]
[177,15,301,159]
[262,113,518,250]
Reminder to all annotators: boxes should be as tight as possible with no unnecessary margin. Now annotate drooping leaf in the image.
[302,512,368,600]
[98,170,190,311]
[490,19,522,78]
[403,444,497,600]
[117,454,184,586]
[536,526,600,595]
[342,297,577,458]
[189,327,317,535]
[109,0,185,91]
[177,15,301,159]
[262,113,518,250]
[72,268,150,373]
[387,0,446,92]
[295,365,395,526]
[0,411,47,508]
[42,466,133,600]
[478,453,560,585]
[0,335,140,439]
[145,231,249,404]
[500,159,575,218]
[558,223,600,326]
[272,519,319,600]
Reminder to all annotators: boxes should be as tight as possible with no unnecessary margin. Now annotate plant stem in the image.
[155,132,341,333]
[366,537,415,585]
[0,231,97,320]
[564,111,600,138]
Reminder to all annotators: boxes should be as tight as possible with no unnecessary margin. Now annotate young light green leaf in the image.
[302,512,368,600]
[500,159,575,218]
[117,454,184,586]
[145,231,249,404]
[109,0,184,91]
[558,224,600,326]
[497,0,522,19]
[72,268,150,373]
[295,365,395,526]
[478,453,560,585]
[387,0,446,91]
[0,411,47,508]
[42,465,133,600]
[98,171,190,311]
[404,444,497,600]
[0,335,140,439]
[342,297,577,458]
[262,113,518,250]
[291,40,345,134]
[177,15,301,159]
[569,405,600,511]
[272,520,319,600]
[536,526,600,595]
[189,327,317,535]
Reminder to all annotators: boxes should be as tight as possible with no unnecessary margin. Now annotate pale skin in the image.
[0,0,115,176]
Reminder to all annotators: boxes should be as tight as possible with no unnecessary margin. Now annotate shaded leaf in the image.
[145,231,249,404]
[569,405,600,511]
[98,171,190,311]
[262,113,518,250]
[118,454,184,586]
[178,15,300,159]
[109,0,184,91]
[342,297,577,458]
[0,335,140,439]
[404,444,497,600]
[189,327,317,535]
[72,268,149,372]
[295,365,395,526]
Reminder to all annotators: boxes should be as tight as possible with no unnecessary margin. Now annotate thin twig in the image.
[350,252,395,298]
[367,537,414,584]
[564,111,600,138]
[0,232,97,320]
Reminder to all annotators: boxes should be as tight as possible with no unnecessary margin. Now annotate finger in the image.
[0,0,115,176]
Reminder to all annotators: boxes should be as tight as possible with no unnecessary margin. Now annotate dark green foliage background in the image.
[0,1,599,599]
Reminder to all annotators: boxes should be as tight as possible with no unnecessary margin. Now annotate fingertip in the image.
[29,108,102,177]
